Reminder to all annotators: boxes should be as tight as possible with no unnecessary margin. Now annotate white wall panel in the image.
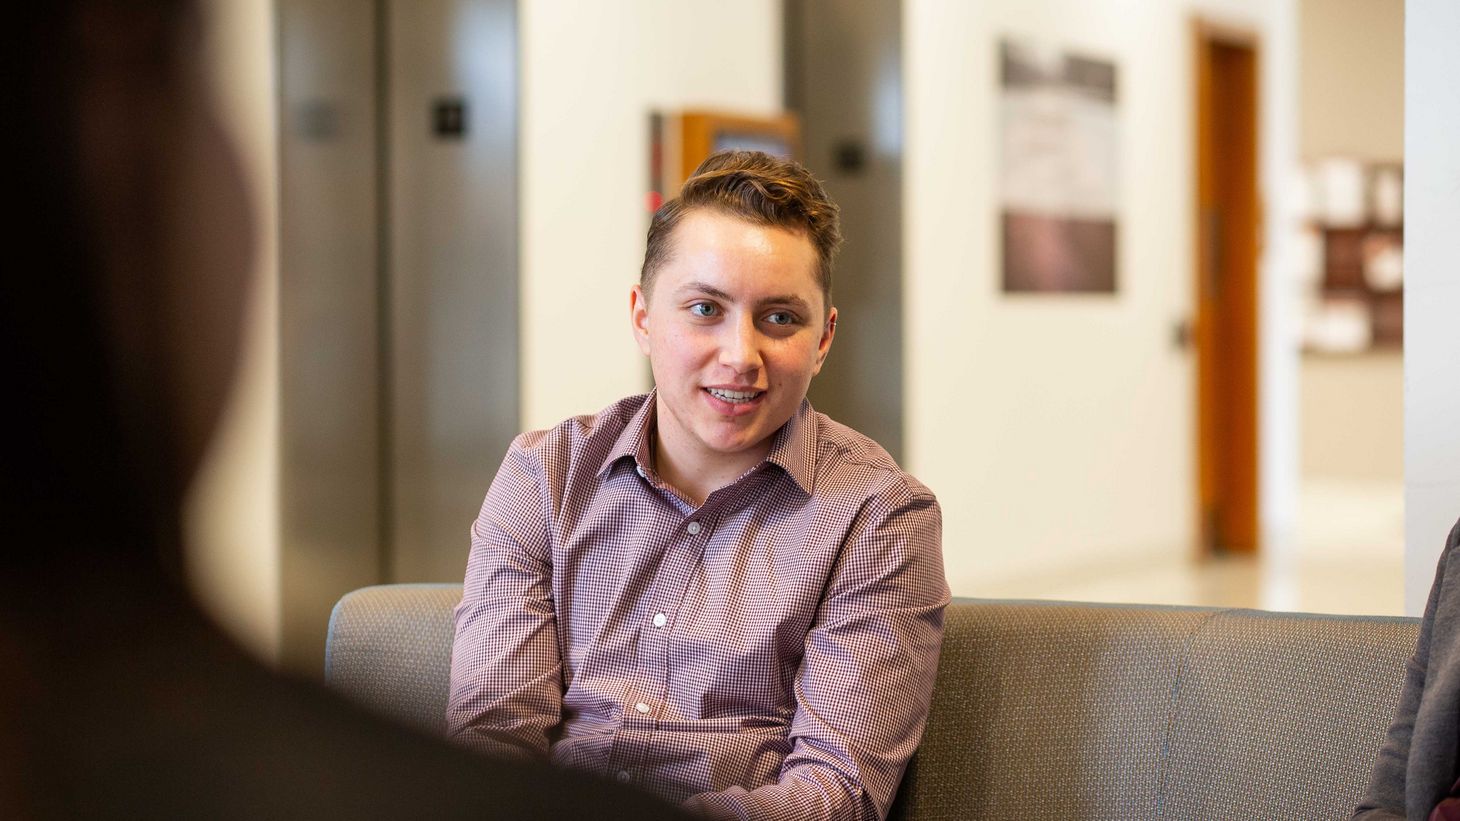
[1404,0,1460,615]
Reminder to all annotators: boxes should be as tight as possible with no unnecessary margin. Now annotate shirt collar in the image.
[595,390,818,496]
[597,390,658,478]
[763,399,817,495]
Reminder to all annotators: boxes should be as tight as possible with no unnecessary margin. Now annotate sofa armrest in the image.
[325,583,464,734]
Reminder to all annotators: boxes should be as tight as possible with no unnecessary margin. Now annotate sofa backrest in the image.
[1158,608,1416,820]
[890,600,1418,820]
[891,600,1219,819]
[326,586,1419,820]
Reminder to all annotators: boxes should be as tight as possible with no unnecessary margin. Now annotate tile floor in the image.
[981,476,1406,616]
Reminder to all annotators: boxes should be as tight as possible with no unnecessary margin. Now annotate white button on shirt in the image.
[686,521,701,535]
[616,770,631,783]
[635,702,651,714]
[652,613,667,628]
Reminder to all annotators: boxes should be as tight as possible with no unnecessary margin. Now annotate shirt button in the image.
[616,770,632,783]
[652,612,667,628]
[686,521,701,535]
[635,702,650,714]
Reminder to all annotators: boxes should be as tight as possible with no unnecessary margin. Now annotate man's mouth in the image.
[705,387,764,404]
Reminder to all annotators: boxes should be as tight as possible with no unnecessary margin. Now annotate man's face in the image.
[631,209,835,478]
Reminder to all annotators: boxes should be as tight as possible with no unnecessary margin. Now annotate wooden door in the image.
[1194,24,1261,555]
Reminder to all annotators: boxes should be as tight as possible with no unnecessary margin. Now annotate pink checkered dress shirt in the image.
[447,392,948,821]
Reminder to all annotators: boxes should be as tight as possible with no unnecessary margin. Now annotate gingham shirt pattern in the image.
[447,392,948,821]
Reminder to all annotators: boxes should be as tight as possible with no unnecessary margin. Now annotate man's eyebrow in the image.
[676,281,814,313]
[756,294,812,312]
[677,281,734,302]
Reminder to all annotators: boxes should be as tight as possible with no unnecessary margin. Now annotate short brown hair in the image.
[640,150,842,311]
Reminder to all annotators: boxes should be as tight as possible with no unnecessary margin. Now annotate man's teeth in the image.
[708,387,760,403]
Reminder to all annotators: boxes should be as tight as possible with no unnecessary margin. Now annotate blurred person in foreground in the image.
[447,150,949,820]
[1,4,685,818]
[1355,518,1460,820]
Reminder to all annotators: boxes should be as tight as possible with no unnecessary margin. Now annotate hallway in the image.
[984,477,1405,615]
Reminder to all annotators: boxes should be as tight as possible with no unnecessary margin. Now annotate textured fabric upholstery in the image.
[889,600,1221,820]
[1159,610,1418,821]
[325,583,463,734]
[324,586,1419,820]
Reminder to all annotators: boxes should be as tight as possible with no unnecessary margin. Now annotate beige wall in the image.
[519,0,784,430]
[1300,353,1404,480]
[1299,0,1404,161]
[904,0,1299,593]
[1296,0,1404,486]
[185,0,282,661]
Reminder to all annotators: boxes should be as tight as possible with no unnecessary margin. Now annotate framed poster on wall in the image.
[999,39,1119,293]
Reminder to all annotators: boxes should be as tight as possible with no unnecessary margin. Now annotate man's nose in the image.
[718,315,762,374]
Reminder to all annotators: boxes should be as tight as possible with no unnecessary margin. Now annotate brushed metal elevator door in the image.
[279,0,517,672]
[786,0,905,462]
[385,0,518,584]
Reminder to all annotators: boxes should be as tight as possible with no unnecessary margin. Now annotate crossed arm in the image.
[1353,517,1460,820]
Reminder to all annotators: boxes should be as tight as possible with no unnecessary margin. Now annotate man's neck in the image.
[649,420,770,508]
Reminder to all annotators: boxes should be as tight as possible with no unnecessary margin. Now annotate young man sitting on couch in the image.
[447,151,949,820]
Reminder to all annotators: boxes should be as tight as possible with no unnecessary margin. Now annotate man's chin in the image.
[685,417,747,447]
[701,436,760,457]
[698,424,779,459]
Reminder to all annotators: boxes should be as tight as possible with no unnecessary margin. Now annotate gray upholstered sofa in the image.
[326,584,1418,820]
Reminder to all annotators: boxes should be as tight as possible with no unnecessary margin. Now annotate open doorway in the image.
[1193,22,1261,556]
[1291,0,1405,614]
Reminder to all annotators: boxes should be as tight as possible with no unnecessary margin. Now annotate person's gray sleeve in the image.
[1353,517,1460,820]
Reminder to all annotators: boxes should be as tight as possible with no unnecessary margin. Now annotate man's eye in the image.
[765,311,796,326]
[689,302,718,317]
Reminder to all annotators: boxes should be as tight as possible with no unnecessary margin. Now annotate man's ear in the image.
[813,306,837,375]
[630,284,651,355]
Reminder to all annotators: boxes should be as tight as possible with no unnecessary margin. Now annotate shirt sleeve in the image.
[1353,516,1460,820]
[446,434,563,760]
[682,486,948,821]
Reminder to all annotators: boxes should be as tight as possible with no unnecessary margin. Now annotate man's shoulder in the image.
[509,393,648,469]
[809,411,936,505]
